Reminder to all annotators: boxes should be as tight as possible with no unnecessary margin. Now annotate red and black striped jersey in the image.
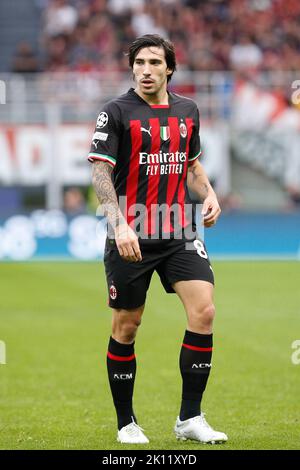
[88,88,202,241]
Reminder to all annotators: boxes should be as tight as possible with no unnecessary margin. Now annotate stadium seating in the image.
[0,0,41,72]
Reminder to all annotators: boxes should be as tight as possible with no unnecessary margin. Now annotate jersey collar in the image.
[128,88,175,107]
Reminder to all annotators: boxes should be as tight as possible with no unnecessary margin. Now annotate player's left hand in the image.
[202,194,221,228]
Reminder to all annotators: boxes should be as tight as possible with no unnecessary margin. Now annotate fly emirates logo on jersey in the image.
[139,150,187,176]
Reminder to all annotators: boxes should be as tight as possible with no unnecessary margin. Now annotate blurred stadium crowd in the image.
[1,0,300,261]
[12,0,300,74]
[1,0,299,212]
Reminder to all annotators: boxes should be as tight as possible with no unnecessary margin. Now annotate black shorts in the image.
[103,237,214,310]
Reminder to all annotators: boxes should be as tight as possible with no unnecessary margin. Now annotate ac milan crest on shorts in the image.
[109,284,117,300]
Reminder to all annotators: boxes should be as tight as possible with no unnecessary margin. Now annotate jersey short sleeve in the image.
[87,101,121,168]
[188,106,202,165]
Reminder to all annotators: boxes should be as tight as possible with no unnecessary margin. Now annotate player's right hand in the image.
[114,223,142,262]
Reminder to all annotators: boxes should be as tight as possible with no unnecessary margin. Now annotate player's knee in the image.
[113,316,142,343]
[205,303,215,325]
[119,321,140,342]
[126,317,142,334]
[191,303,215,329]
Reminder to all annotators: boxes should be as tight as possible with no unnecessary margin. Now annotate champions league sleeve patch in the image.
[96,112,109,129]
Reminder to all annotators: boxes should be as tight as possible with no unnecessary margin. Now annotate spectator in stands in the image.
[230,34,263,70]
[36,0,300,76]
[12,42,40,73]
[70,22,101,71]
[45,34,69,71]
[108,0,145,15]
[63,187,86,215]
[131,4,167,38]
[44,0,78,37]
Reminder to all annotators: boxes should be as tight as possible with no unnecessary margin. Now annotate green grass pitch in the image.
[0,261,299,450]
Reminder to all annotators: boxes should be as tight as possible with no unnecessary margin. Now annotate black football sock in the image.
[179,330,213,421]
[107,336,137,430]
[107,337,136,430]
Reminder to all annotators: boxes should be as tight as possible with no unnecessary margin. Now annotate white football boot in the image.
[117,419,149,444]
[174,413,228,444]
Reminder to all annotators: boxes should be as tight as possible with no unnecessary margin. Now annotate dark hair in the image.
[127,34,177,83]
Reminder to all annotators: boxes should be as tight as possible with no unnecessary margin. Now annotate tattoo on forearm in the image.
[92,161,125,228]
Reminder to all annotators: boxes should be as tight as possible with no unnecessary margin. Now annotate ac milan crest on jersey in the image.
[109,284,117,300]
[179,122,187,138]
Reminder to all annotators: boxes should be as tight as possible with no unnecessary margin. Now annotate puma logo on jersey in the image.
[141,126,152,137]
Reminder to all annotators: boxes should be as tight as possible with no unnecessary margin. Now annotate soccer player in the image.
[88,34,228,445]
